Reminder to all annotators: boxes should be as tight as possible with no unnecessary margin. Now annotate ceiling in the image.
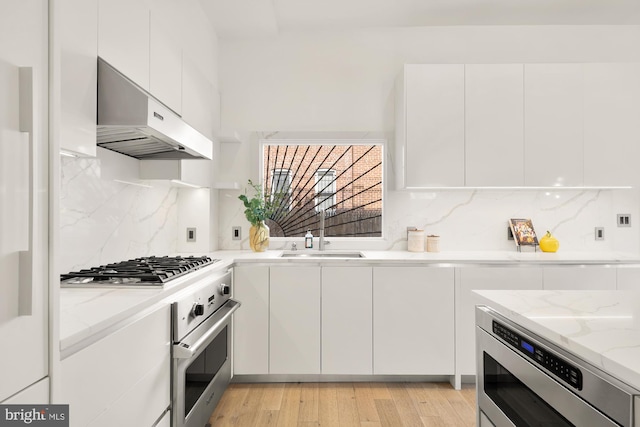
[201,0,640,40]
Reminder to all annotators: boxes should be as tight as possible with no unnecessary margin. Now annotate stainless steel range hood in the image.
[97,57,212,160]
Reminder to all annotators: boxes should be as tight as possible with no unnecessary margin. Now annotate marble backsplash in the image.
[60,156,178,274]
[219,187,640,253]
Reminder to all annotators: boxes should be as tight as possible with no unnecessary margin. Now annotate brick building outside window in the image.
[262,142,383,238]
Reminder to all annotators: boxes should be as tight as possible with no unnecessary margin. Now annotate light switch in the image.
[187,227,196,242]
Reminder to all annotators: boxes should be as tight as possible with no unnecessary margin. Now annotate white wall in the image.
[217,25,640,252]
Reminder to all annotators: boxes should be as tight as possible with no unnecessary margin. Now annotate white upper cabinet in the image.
[396,64,465,189]
[98,0,151,90]
[583,63,640,187]
[182,55,218,141]
[524,64,584,187]
[150,0,182,114]
[465,64,524,187]
[58,0,98,157]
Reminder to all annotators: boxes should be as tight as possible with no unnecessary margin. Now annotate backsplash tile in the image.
[60,156,178,273]
[219,187,640,253]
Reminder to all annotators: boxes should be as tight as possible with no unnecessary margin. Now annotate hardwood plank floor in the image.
[209,383,476,427]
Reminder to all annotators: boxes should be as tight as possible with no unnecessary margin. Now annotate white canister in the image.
[407,229,425,252]
[426,235,440,253]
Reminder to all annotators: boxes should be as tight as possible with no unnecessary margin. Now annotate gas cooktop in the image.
[60,255,218,287]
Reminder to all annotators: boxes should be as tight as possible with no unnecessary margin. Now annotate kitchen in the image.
[3,0,640,426]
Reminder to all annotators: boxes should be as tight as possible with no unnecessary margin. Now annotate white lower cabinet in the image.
[542,266,616,290]
[322,267,373,375]
[60,305,170,427]
[269,266,321,374]
[373,267,454,375]
[617,266,640,290]
[232,265,269,375]
[456,267,543,376]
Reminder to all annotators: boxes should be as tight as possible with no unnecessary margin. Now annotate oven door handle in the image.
[173,299,241,359]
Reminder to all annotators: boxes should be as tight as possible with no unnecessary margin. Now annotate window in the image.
[270,169,292,210]
[262,142,383,238]
[315,169,336,214]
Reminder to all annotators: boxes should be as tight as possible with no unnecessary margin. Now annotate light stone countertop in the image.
[59,250,640,358]
[474,289,640,390]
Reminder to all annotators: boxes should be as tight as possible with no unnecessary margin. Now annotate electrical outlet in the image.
[595,227,605,241]
[232,226,241,241]
[186,227,196,242]
[617,214,631,227]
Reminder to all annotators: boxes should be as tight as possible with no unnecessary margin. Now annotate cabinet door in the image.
[465,64,524,186]
[233,266,269,375]
[403,64,465,187]
[270,266,321,374]
[58,0,98,157]
[322,267,372,375]
[182,55,217,141]
[524,64,584,187]
[543,266,616,290]
[373,267,454,375]
[583,63,640,187]
[98,0,150,90]
[617,266,640,290]
[456,267,543,375]
[0,0,49,403]
[150,0,182,113]
[60,305,170,426]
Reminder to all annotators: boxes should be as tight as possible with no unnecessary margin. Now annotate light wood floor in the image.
[209,382,477,427]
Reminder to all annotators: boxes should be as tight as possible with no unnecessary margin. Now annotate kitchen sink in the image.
[280,251,365,259]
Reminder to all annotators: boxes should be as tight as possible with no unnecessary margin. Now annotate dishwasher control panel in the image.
[493,321,583,390]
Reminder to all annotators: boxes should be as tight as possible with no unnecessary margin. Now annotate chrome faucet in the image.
[318,209,331,251]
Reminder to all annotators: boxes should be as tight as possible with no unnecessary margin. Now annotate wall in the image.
[217,25,640,252]
[59,149,215,273]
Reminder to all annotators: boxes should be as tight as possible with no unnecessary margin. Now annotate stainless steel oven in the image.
[476,305,640,427]
[172,270,240,427]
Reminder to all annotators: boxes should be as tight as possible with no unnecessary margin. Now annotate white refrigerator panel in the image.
[0,0,49,403]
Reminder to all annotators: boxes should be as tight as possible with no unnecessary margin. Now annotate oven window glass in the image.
[184,326,228,417]
[484,352,574,427]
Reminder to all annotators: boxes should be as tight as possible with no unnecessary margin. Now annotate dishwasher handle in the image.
[173,299,240,359]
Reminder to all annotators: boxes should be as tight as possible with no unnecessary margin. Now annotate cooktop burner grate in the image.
[61,255,217,285]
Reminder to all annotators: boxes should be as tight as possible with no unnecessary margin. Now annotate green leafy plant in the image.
[238,180,274,226]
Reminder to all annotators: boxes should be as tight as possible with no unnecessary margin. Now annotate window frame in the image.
[270,168,293,211]
[259,139,386,240]
[314,168,336,214]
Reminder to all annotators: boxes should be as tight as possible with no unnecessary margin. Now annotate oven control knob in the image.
[219,284,230,295]
[192,303,204,317]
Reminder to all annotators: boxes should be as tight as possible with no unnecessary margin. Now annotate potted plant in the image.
[238,180,273,252]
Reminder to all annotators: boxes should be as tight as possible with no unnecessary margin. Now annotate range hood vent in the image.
[97,57,212,160]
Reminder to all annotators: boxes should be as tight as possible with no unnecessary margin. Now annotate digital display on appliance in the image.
[521,340,534,354]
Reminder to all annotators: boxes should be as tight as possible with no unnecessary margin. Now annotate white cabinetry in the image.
[322,267,373,375]
[617,266,640,290]
[373,267,454,375]
[456,267,543,376]
[150,0,183,113]
[0,0,49,403]
[98,0,151,90]
[57,0,98,157]
[182,55,219,141]
[524,64,584,187]
[60,305,170,427]
[233,266,269,375]
[542,266,616,290]
[465,64,524,186]
[269,266,321,374]
[583,63,640,187]
[395,64,465,189]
